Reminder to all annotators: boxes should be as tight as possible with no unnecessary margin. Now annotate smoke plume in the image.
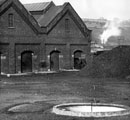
[100,19,122,45]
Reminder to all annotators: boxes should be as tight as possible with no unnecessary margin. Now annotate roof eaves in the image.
[44,2,91,36]
[65,2,92,37]
[43,1,55,13]
[48,6,64,25]
[15,0,46,33]
[0,0,7,7]
[42,4,67,33]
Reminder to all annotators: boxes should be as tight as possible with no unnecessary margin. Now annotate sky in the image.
[20,0,130,20]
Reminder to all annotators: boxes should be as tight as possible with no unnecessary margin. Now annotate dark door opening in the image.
[50,51,60,71]
[21,51,33,73]
[74,50,86,69]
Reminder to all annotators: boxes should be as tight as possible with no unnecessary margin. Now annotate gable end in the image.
[45,2,91,38]
[0,0,45,34]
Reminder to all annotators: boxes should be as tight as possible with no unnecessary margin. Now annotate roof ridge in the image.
[23,1,51,5]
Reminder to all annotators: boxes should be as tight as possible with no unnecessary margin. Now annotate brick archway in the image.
[50,50,60,71]
[21,51,33,73]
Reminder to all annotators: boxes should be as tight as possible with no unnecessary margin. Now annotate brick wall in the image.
[47,12,90,69]
[0,6,90,73]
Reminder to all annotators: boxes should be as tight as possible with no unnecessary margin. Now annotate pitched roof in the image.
[24,2,51,12]
[24,1,91,36]
[38,2,91,36]
[0,0,44,34]
[37,5,64,27]
[0,0,6,6]
[23,1,56,25]
[0,0,91,36]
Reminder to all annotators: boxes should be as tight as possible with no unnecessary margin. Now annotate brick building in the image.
[0,0,91,74]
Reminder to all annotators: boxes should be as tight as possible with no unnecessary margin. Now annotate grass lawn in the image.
[0,71,130,120]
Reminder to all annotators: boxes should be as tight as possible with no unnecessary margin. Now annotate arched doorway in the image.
[74,50,86,69]
[21,51,33,73]
[50,50,60,71]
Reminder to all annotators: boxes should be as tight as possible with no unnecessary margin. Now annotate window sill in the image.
[8,27,15,29]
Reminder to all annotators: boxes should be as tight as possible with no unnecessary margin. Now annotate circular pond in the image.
[52,103,130,117]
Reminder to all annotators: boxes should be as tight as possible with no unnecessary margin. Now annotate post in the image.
[9,42,15,73]
[91,102,93,113]
[47,55,50,71]
[66,43,71,69]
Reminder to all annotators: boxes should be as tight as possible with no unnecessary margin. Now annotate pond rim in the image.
[52,103,130,117]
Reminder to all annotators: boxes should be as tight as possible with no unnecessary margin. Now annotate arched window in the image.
[8,13,14,27]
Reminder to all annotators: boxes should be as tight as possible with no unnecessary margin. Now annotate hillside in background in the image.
[80,46,130,78]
